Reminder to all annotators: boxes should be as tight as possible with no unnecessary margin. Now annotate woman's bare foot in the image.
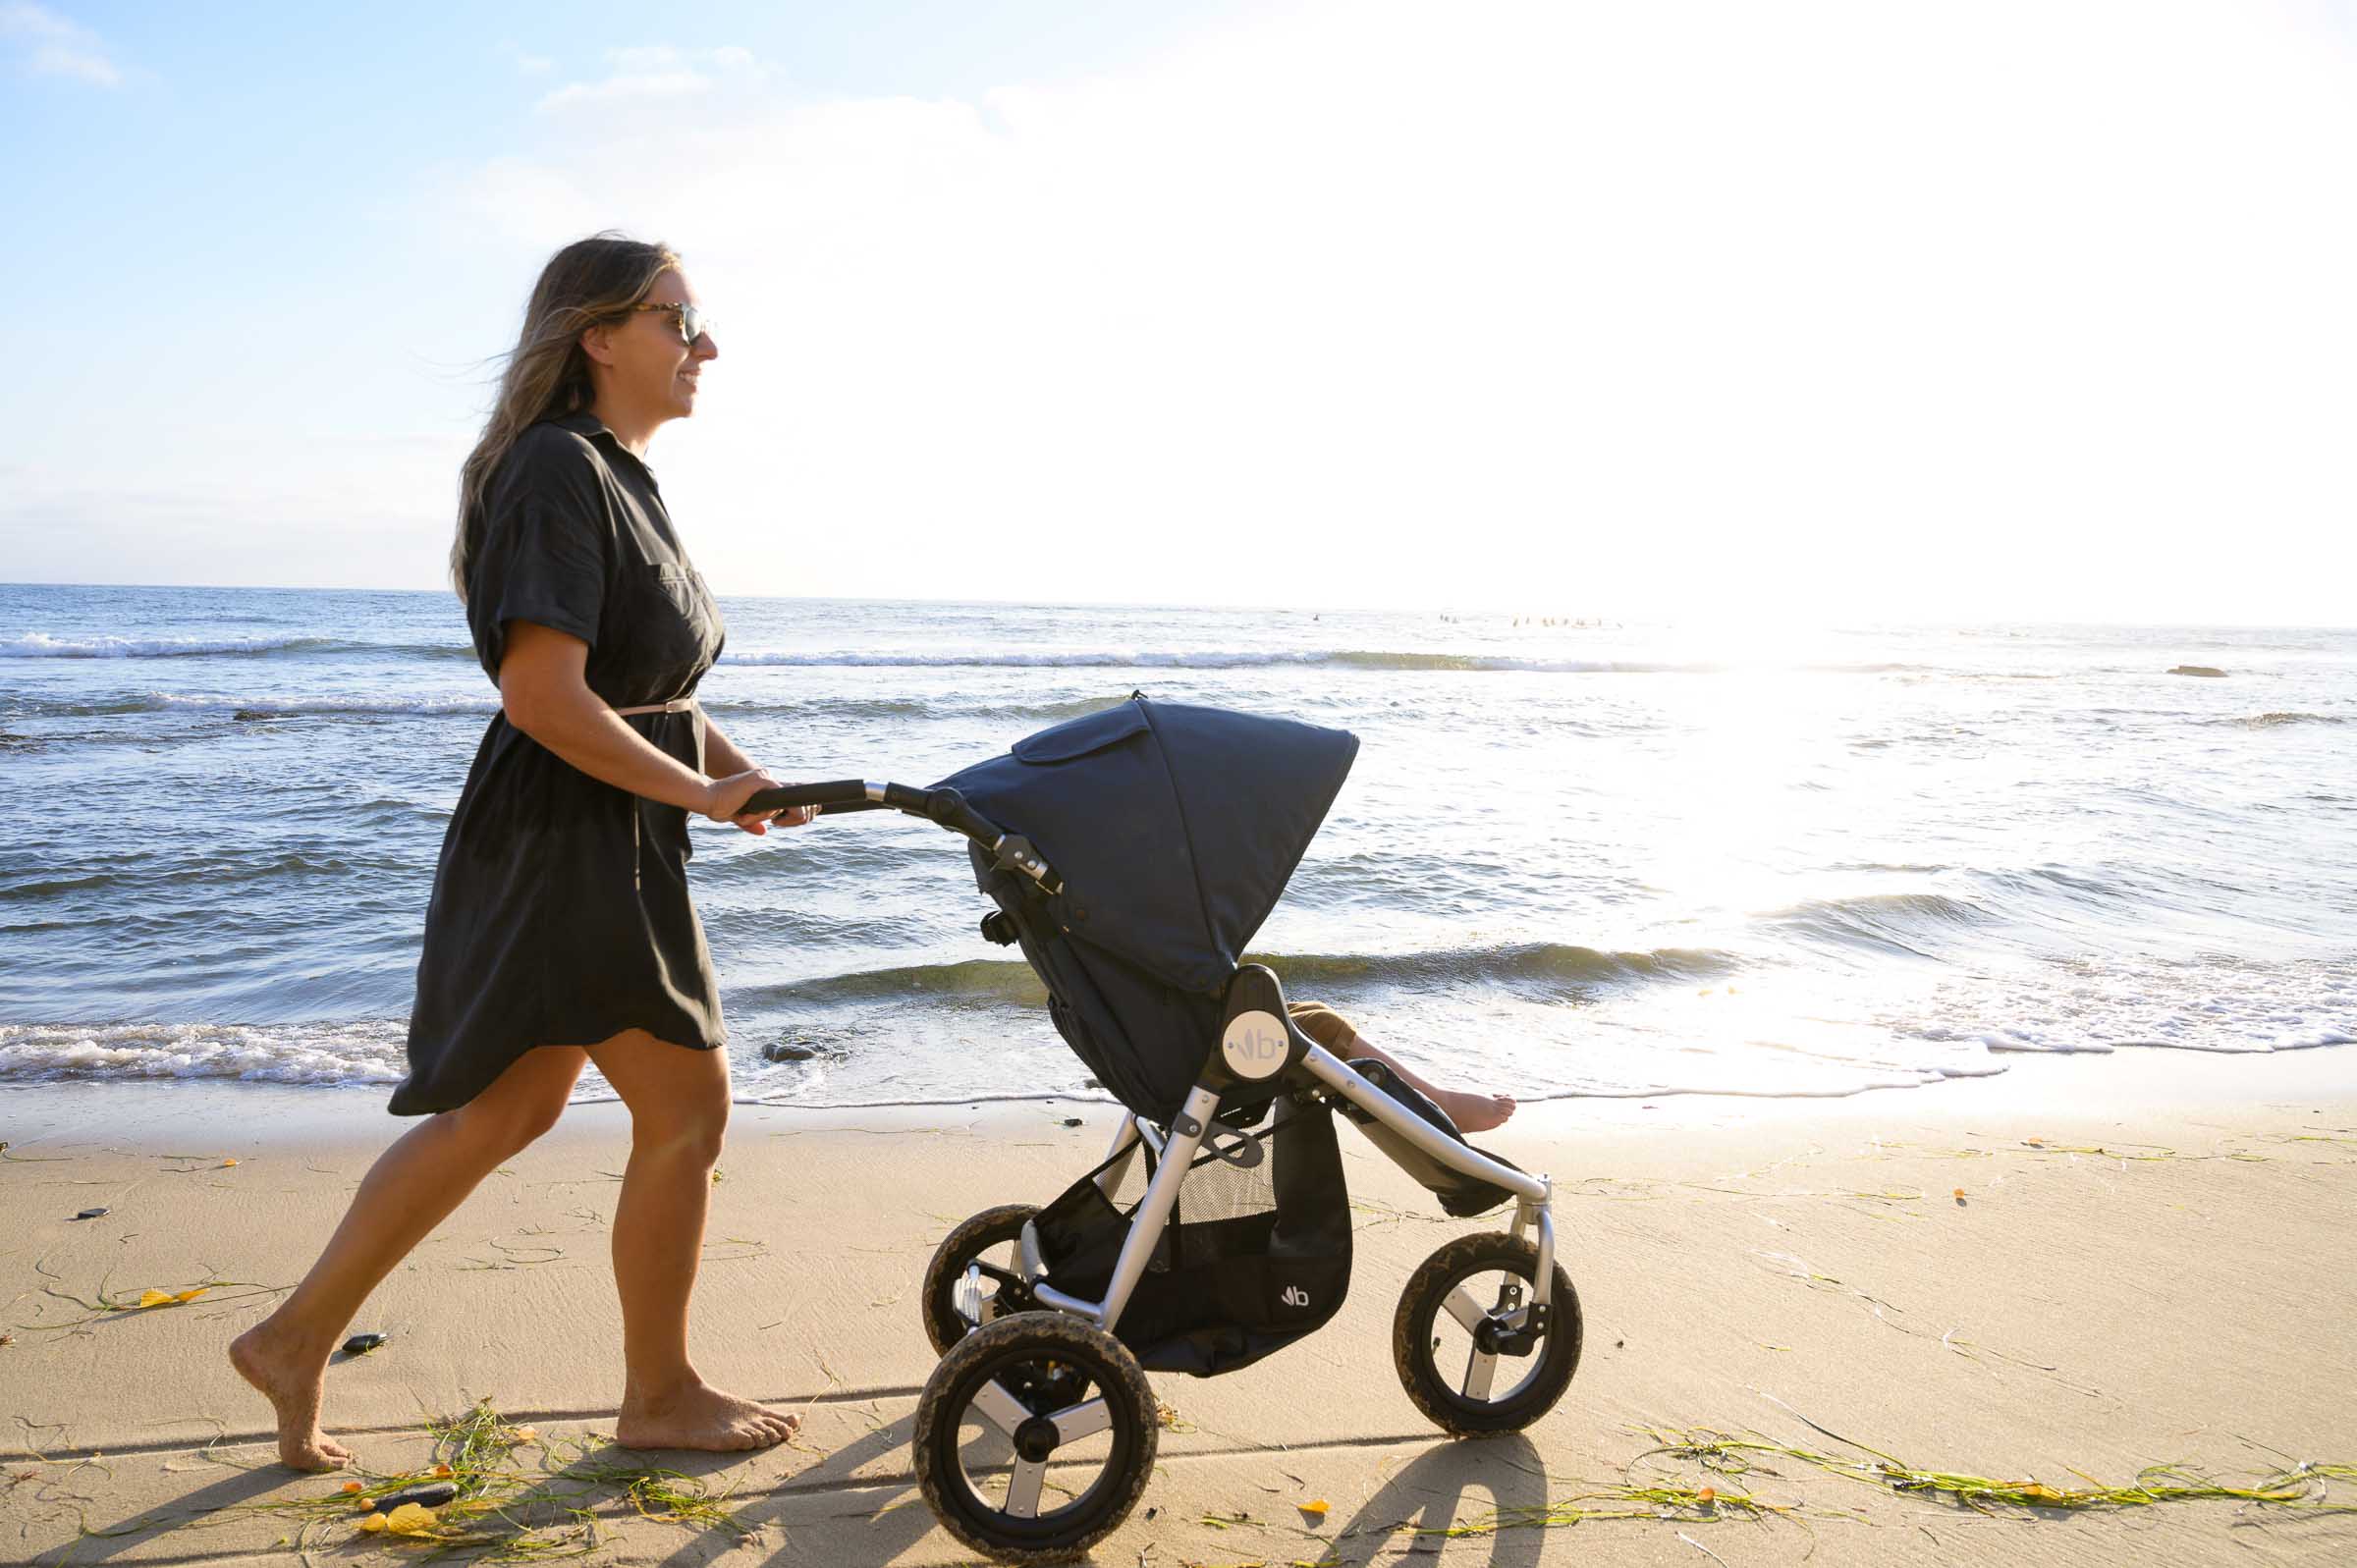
[1430,1088,1516,1135]
[229,1321,355,1471]
[615,1379,799,1452]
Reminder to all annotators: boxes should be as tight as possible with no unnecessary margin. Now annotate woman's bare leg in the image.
[1288,1001,1516,1134]
[585,1030,796,1452]
[229,1046,588,1470]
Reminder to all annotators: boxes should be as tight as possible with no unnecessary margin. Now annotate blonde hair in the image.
[450,233,682,600]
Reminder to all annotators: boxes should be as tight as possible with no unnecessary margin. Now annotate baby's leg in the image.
[1286,1000,1516,1134]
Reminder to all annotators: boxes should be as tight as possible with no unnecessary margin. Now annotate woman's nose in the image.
[691,333,719,362]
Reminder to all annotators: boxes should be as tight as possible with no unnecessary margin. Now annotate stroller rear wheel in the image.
[922,1204,1042,1354]
[913,1310,1158,1564]
[1394,1231,1581,1434]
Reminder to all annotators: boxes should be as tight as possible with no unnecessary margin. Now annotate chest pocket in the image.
[628,565,719,679]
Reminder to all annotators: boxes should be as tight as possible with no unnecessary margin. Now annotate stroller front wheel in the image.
[922,1204,1042,1354]
[1394,1231,1582,1434]
[913,1310,1159,1564]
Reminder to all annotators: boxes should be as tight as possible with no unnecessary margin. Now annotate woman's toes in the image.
[282,1440,349,1472]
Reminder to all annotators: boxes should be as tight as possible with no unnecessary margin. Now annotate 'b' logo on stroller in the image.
[1221,1009,1289,1079]
[1280,1284,1310,1308]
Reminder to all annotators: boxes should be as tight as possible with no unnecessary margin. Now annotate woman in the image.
[231,235,804,1469]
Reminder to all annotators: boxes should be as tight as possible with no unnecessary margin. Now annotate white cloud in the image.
[2,1,120,85]
[431,0,2357,622]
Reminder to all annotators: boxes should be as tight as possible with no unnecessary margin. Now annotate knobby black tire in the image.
[921,1204,1041,1355]
[912,1310,1159,1564]
[1393,1231,1582,1435]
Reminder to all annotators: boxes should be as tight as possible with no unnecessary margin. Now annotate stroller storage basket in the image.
[1033,1092,1351,1376]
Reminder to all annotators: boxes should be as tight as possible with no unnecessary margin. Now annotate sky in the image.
[3,0,2353,622]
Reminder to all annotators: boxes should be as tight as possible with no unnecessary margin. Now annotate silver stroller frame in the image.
[741,773,1574,1559]
[1013,1045,1557,1389]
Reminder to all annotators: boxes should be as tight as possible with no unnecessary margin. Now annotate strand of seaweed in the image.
[19,1254,284,1330]
[191,1397,761,1563]
[1396,1421,2356,1548]
[1632,1418,2357,1517]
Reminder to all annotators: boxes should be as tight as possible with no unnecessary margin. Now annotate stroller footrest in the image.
[1336,1058,1517,1218]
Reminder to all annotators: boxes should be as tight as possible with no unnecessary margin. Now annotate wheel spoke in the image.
[969,1379,1030,1436]
[1052,1397,1111,1442]
[1440,1285,1488,1333]
[1004,1456,1047,1519]
[1461,1344,1499,1401]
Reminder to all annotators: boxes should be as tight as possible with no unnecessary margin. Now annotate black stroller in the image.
[746,696,1581,1562]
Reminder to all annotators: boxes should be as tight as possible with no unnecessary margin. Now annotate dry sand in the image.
[5,1047,2356,1566]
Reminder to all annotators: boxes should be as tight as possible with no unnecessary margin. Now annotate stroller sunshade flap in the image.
[934,697,1358,996]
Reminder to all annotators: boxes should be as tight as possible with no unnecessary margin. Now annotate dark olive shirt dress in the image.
[391,410,728,1116]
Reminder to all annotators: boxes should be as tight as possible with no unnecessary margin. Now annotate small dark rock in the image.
[763,1028,855,1063]
[342,1331,388,1356]
[2167,665,2227,677]
[231,708,283,721]
[1082,1078,1100,1090]
[375,1482,459,1510]
[1060,1117,1083,1128]
[73,1207,109,1220]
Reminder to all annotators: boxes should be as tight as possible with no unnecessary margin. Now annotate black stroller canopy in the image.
[935,697,1359,995]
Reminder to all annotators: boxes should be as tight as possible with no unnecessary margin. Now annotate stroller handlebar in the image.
[741,778,903,814]
[740,780,1063,891]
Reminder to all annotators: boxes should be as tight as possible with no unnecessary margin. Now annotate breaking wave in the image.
[743,941,1739,1009]
[1757,892,2006,959]
[1,632,334,659]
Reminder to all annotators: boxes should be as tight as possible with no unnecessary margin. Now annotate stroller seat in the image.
[1336,1057,1519,1218]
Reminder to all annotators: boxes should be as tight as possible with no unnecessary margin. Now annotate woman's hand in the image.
[703,769,819,835]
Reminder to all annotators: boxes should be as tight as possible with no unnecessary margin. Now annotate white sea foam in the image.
[0,632,327,659]
[0,1022,409,1085]
[1936,957,2357,1057]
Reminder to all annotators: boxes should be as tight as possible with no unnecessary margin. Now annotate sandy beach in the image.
[6,1049,2356,1566]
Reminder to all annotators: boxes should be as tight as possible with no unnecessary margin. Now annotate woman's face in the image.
[597,268,718,419]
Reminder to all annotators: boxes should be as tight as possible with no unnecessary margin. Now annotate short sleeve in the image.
[466,431,613,683]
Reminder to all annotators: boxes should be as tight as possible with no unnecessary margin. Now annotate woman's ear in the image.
[578,320,615,368]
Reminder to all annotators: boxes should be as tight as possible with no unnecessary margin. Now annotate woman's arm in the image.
[699,712,757,780]
[499,620,780,824]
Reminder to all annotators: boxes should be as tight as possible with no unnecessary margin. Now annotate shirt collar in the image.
[548,409,656,478]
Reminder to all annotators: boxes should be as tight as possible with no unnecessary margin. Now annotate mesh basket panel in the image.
[1031,1092,1352,1376]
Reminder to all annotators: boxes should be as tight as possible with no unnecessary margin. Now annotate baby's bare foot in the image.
[1434,1089,1516,1135]
[229,1322,353,1471]
[615,1379,798,1453]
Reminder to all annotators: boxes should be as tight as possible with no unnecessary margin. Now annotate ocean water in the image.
[2,583,2351,1112]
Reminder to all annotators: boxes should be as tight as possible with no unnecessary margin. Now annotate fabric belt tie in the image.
[613,697,697,717]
